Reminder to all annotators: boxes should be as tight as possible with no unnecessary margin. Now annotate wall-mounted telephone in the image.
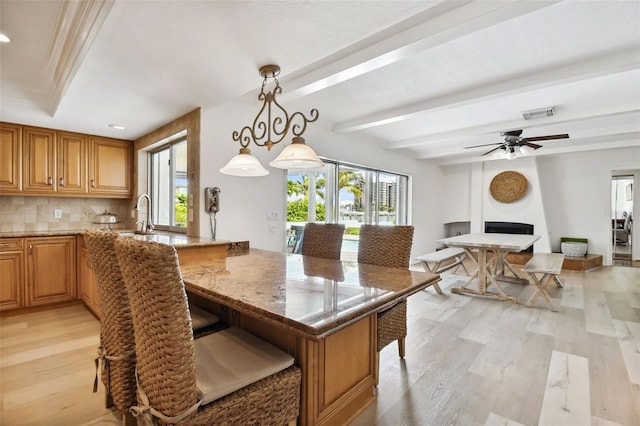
[205,187,220,213]
[205,187,220,240]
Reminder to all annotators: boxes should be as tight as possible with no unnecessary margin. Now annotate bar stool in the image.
[301,223,345,260]
[114,237,302,425]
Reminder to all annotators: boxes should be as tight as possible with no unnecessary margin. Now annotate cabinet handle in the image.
[47,177,52,185]
[28,244,32,253]
[59,177,64,186]
[91,179,96,188]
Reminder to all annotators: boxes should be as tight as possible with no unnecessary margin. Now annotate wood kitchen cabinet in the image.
[0,122,22,193]
[57,131,88,194]
[0,238,24,311]
[89,136,132,197]
[23,126,57,194]
[0,122,132,198]
[25,236,77,306]
[77,235,101,318]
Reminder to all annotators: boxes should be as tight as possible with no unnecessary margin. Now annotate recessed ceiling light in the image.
[0,33,11,43]
[109,124,127,130]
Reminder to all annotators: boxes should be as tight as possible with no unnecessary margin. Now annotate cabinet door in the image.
[25,236,76,306]
[58,131,87,194]
[77,236,101,318]
[89,137,132,197]
[23,126,56,193]
[0,123,22,193]
[0,238,24,311]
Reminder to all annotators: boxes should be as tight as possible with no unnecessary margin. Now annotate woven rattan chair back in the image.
[114,237,199,420]
[83,230,136,415]
[301,223,345,260]
[357,225,414,268]
[356,225,414,386]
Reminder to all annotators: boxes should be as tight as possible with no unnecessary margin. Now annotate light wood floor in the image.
[1,265,639,426]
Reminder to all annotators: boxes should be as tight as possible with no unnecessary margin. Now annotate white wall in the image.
[196,98,639,264]
[443,158,551,252]
[441,145,640,265]
[538,147,640,264]
[198,100,444,258]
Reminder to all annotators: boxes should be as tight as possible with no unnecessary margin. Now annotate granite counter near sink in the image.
[0,229,249,260]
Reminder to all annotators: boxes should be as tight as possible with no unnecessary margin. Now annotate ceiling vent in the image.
[521,106,556,120]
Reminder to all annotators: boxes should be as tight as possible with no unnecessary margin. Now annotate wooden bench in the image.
[416,247,470,294]
[521,253,564,311]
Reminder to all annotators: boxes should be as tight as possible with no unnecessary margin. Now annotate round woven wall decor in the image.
[490,171,528,203]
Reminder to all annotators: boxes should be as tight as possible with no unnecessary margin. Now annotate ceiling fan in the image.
[465,130,570,159]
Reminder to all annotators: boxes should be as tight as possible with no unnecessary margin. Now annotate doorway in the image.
[612,174,634,266]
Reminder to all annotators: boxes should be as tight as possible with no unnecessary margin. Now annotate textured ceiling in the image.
[1,0,639,165]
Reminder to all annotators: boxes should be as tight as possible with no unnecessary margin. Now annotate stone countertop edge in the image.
[0,229,232,247]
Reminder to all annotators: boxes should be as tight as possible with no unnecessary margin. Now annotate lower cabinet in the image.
[78,235,101,318]
[25,236,76,306]
[0,238,24,310]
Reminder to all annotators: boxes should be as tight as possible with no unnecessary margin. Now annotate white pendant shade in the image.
[269,137,325,170]
[220,148,269,176]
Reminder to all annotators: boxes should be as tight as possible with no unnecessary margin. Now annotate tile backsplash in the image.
[0,196,134,233]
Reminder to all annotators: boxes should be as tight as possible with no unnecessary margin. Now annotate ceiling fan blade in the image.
[523,133,569,142]
[481,145,504,156]
[521,142,542,150]
[464,142,502,149]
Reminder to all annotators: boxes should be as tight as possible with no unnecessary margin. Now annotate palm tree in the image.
[338,170,364,210]
[287,176,325,200]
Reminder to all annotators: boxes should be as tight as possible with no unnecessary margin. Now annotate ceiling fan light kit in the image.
[465,129,569,160]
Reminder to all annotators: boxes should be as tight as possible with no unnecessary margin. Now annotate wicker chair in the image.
[83,230,137,425]
[83,230,221,423]
[114,237,301,425]
[357,224,414,386]
[301,223,345,260]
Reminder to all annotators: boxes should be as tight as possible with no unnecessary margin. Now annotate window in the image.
[287,160,409,259]
[149,136,188,233]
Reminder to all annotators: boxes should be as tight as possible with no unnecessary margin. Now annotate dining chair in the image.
[114,237,301,425]
[301,222,346,260]
[83,230,137,425]
[357,224,414,386]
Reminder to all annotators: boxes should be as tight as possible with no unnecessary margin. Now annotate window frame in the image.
[149,134,188,234]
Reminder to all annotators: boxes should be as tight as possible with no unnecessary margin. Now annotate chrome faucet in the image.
[134,193,154,234]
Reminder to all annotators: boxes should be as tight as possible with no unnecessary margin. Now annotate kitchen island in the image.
[181,249,441,425]
[0,228,245,316]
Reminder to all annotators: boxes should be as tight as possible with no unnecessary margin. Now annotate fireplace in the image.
[484,221,534,253]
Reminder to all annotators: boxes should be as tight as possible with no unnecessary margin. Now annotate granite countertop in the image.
[0,229,231,247]
[181,249,441,340]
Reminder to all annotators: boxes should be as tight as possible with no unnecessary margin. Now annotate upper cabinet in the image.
[23,126,57,193]
[0,123,22,193]
[58,131,88,194]
[0,122,132,198]
[89,136,132,197]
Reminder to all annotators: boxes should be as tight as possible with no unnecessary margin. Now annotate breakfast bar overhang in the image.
[180,249,441,425]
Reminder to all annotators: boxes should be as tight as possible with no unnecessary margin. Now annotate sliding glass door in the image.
[287,161,409,259]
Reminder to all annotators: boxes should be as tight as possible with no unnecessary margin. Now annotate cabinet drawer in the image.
[0,238,23,251]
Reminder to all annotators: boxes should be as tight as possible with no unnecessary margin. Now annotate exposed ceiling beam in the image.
[387,106,640,149]
[278,0,558,101]
[334,47,640,133]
